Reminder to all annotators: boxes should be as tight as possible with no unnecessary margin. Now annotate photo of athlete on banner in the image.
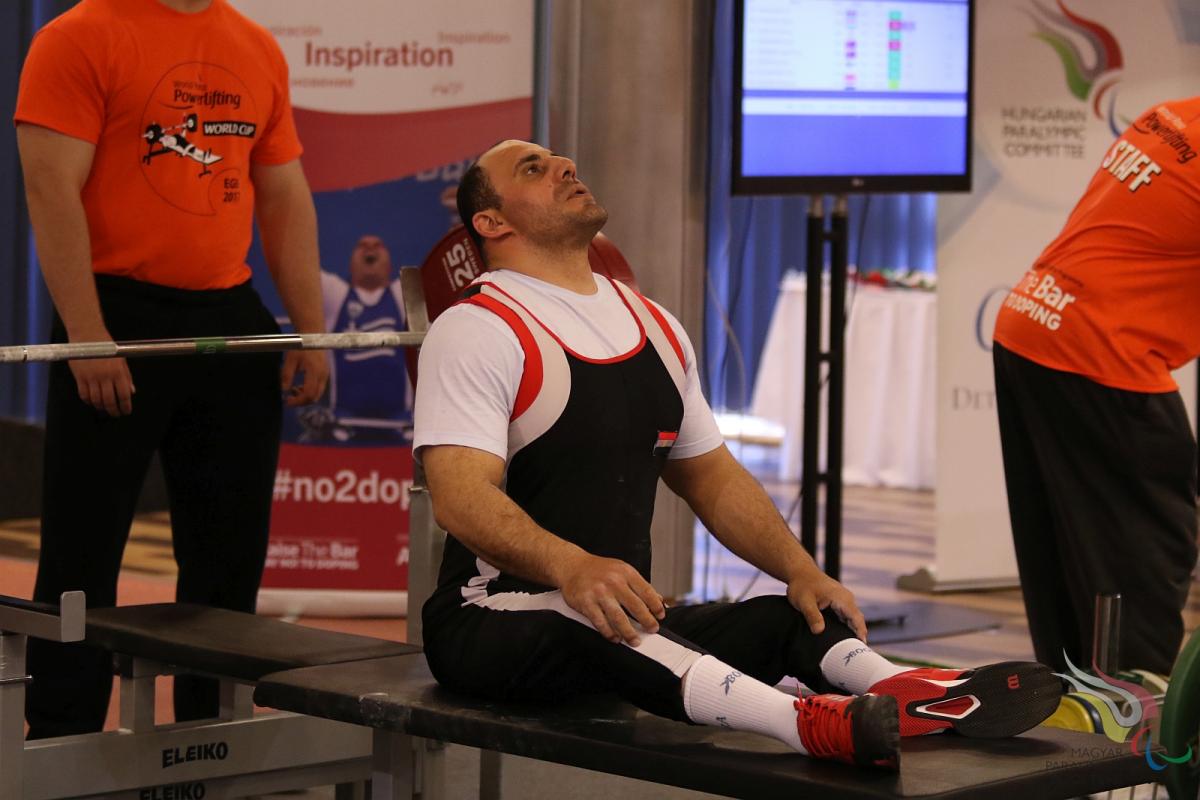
[293,234,414,445]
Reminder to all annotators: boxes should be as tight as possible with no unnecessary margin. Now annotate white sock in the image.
[819,639,908,695]
[681,654,807,754]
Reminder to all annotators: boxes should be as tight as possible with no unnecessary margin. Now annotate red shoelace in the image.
[795,695,855,761]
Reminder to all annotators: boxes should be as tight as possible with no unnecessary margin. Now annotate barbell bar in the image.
[0,331,426,364]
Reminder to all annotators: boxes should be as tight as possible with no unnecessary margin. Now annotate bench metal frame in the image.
[0,597,388,800]
[0,267,437,799]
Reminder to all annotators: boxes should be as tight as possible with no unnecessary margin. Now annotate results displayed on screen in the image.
[740,0,970,182]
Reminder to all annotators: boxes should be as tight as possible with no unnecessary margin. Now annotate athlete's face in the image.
[349,235,392,290]
[476,140,608,250]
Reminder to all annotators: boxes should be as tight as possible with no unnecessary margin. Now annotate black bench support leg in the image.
[118,657,158,732]
[418,739,447,800]
[219,679,255,721]
[371,728,415,800]
[480,749,502,800]
[336,780,368,800]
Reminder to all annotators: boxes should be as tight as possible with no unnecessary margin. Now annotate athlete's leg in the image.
[665,593,1061,738]
[424,592,899,768]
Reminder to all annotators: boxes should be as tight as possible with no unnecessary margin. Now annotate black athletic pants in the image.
[26,275,283,739]
[993,342,1198,676]
[424,593,855,722]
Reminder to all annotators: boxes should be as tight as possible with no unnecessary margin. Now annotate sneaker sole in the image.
[893,661,1062,738]
[850,693,901,770]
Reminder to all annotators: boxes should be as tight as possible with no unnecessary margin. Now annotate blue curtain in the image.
[704,0,938,412]
[1,0,70,422]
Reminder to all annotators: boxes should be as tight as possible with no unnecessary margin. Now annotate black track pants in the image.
[26,276,283,738]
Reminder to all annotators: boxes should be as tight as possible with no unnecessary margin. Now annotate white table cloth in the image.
[750,273,936,489]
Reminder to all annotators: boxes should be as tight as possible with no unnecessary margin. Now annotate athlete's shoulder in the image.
[426,298,520,344]
[639,293,679,323]
[418,304,524,388]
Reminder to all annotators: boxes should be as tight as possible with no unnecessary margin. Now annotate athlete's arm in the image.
[422,443,666,645]
[17,123,134,417]
[662,445,868,639]
[252,158,329,406]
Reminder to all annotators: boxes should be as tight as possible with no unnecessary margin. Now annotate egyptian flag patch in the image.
[653,431,679,457]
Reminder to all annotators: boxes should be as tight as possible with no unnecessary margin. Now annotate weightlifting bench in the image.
[0,593,1163,800]
[253,649,1163,800]
[0,597,417,800]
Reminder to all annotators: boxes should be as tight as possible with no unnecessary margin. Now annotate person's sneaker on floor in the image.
[867,661,1062,738]
[795,692,900,770]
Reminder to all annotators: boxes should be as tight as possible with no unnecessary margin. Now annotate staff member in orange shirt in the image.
[993,97,1200,677]
[14,0,328,737]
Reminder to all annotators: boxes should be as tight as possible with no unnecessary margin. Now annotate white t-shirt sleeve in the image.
[412,304,522,462]
[646,300,724,460]
[320,271,349,332]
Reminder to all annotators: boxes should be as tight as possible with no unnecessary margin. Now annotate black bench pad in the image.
[86,604,419,682]
[253,654,1155,800]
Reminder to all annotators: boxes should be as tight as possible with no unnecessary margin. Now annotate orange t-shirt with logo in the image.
[993,97,1200,393]
[14,0,302,290]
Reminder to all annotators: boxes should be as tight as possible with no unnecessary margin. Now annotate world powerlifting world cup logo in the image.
[139,62,258,217]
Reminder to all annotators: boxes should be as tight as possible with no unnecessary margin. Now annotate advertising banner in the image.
[908,0,1200,590]
[231,0,534,614]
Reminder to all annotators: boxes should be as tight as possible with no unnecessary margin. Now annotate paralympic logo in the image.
[1057,654,1192,770]
[974,286,1010,352]
[1027,0,1126,137]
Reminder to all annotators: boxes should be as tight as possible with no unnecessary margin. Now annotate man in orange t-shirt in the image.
[14,0,329,737]
[993,98,1200,676]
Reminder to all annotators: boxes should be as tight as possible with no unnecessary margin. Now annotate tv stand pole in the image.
[800,195,850,580]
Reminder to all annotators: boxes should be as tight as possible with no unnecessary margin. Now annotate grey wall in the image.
[546,0,712,597]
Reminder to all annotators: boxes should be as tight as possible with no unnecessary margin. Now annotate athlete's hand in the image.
[281,350,329,406]
[559,552,667,646]
[69,356,135,416]
[787,567,868,641]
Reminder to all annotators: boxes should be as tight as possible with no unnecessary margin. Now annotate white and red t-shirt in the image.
[413,269,723,464]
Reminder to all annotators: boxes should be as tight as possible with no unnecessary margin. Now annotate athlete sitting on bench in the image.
[413,139,1063,769]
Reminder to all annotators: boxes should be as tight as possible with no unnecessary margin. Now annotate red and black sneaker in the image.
[795,692,900,770]
[868,661,1062,738]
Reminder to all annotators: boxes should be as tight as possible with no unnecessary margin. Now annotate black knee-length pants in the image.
[424,592,855,721]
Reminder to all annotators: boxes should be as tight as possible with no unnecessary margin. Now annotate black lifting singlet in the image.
[422,277,687,633]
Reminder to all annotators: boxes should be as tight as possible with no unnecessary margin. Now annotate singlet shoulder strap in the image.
[457,289,542,421]
[607,279,687,397]
[451,284,572,458]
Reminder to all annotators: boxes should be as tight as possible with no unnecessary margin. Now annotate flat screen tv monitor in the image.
[733,0,973,195]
